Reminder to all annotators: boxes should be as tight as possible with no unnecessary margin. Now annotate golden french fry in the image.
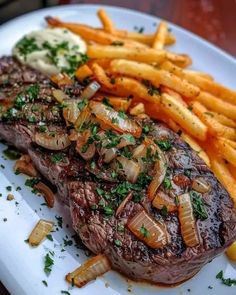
[211,113,236,128]
[214,137,236,167]
[228,163,236,180]
[110,59,200,98]
[160,60,236,104]
[97,9,115,33]
[208,150,236,207]
[196,91,236,120]
[219,138,236,149]
[180,132,210,167]
[130,103,145,116]
[91,63,113,89]
[152,21,168,50]
[94,95,132,112]
[102,77,161,104]
[160,86,187,106]
[75,64,93,82]
[87,45,166,64]
[191,101,236,140]
[46,17,146,48]
[160,93,207,140]
[166,52,192,68]
[184,69,214,81]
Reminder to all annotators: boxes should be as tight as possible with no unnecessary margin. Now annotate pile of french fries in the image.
[47,9,236,207]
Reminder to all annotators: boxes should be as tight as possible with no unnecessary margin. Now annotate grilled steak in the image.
[0,56,236,285]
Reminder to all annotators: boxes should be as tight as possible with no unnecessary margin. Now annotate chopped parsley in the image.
[122,134,136,145]
[15,93,26,109]
[55,215,63,228]
[25,178,40,188]
[216,270,236,286]
[61,291,71,295]
[3,147,21,160]
[134,26,145,33]
[44,253,54,276]
[42,280,48,287]
[104,129,121,148]
[160,205,168,217]
[110,77,116,84]
[118,111,128,119]
[190,191,208,220]
[102,97,112,107]
[16,36,40,60]
[117,224,125,232]
[77,98,88,111]
[140,224,149,238]
[51,153,65,164]
[163,177,172,189]
[141,146,159,164]
[155,139,172,151]
[103,205,114,216]
[26,84,40,101]
[114,239,122,247]
[142,79,160,96]
[46,234,53,242]
[6,186,12,192]
[184,169,191,177]
[38,125,47,133]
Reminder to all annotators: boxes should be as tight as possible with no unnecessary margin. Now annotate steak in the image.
[0,56,236,285]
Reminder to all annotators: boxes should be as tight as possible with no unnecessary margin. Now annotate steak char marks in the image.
[0,56,236,285]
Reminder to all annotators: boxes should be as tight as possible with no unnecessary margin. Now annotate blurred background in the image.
[0,0,235,56]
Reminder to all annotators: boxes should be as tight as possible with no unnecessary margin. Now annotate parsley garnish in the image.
[140,224,150,238]
[160,205,168,217]
[118,111,128,119]
[61,291,71,295]
[103,205,114,216]
[25,178,40,188]
[122,134,136,144]
[155,140,172,151]
[216,270,236,286]
[16,37,40,60]
[44,253,54,275]
[42,280,48,287]
[163,177,172,189]
[114,239,122,247]
[55,215,63,228]
[3,147,21,160]
[51,153,65,164]
[46,234,53,241]
[77,99,88,111]
[190,191,208,220]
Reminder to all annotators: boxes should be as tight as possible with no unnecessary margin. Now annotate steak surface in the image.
[0,56,236,285]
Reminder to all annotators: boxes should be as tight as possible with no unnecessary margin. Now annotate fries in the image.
[152,21,168,50]
[214,137,236,167]
[110,59,200,98]
[87,45,166,64]
[180,133,210,167]
[97,9,115,33]
[160,93,207,140]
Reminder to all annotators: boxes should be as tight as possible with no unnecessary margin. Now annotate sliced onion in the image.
[34,132,71,150]
[89,101,142,138]
[192,178,210,193]
[127,209,169,249]
[113,156,141,183]
[101,147,118,163]
[52,89,68,103]
[80,81,101,100]
[51,73,73,87]
[116,192,133,217]
[63,99,81,124]
[34,182,55,208]
[76,130,96,161]
[66,254,111,288]
[69,129,79,141]
[178,193,200,247]
[14,155,38,177]
[74,106,91,129]
[132,143,147,159]
[28,219,54,246]
[152,193,177,212]
[117,134,136,149]
[147,144,167,201]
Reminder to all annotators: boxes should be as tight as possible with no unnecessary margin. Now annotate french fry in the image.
[166,52,192,68]
[91,63,113,88]
[152,21,168,50]
[130,103,145,116]
[180,132,210,167]
[160,60,236,104]
[46,17,146,48]
[94,95,132,112]
[228,163,236,180]
[219,138,236,149]
[184,69,214,81]
[160,86,187,106]
[110,59,200,98]
[211,113,236,128]
[75,64,93,82]
[196,91,236,120]
[208,149,236,207]
[87,45,166,64]
[214,137,236,168]
[160,93,207,140]
[191,101,236,140]
[97,9,115,33]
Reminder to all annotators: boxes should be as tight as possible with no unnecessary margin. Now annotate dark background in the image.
[0,0,235,294]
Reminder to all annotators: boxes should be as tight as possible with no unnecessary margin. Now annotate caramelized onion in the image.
[116,192,133,217]
[76,130,96,161]
[132,143,146,159]
[66,254,111,288]
[178,193,200,247]
[63,99,81,124]
[80,81,100,100]
[148,145,167,201]
[74,106,91,129]
[89,101,142,138]
[34,182,55,208]
[52,89,68,103]
[114,156,141,183]
[14,155,38,177]
[51,73,73,87]
[127,210,169,249]
[192,178,210,193]
[28,219,54,246]
[34,132,71,150]
[101,147,118,163]
[152,193,177,212]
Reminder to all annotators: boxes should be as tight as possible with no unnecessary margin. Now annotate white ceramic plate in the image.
[0,4,235,295]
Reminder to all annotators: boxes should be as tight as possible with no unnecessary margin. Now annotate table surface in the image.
[0,0,235,294]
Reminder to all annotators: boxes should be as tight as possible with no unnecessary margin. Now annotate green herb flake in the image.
[140,224,150,238]
[190,191,208,221]
[44,253,54,276]
[114,239,122,247]
[61,291,71,295]
[117,224,125,232]
[46,234,53,242]
[3,147,21,160]
[163,177,172,189]
[103,205,114,216]
[122,134,136,144]
[55,215,63,228]
[118,111,127,119]
[25,178,40,188]
[51,153,65,164]
[77,99,88,111]
[27,84,40,101]
[38,125,47,133]
[42,280,48,287]
[6,186,12,192]
[155,139,172,151]
[216,270,236,286]
[16,37,40,60]
[160,205,168,217]
[184,169,191,177]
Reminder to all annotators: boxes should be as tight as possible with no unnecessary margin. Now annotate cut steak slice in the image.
[0,56,236,285]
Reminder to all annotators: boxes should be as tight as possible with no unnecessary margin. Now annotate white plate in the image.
[0,4,236,295]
